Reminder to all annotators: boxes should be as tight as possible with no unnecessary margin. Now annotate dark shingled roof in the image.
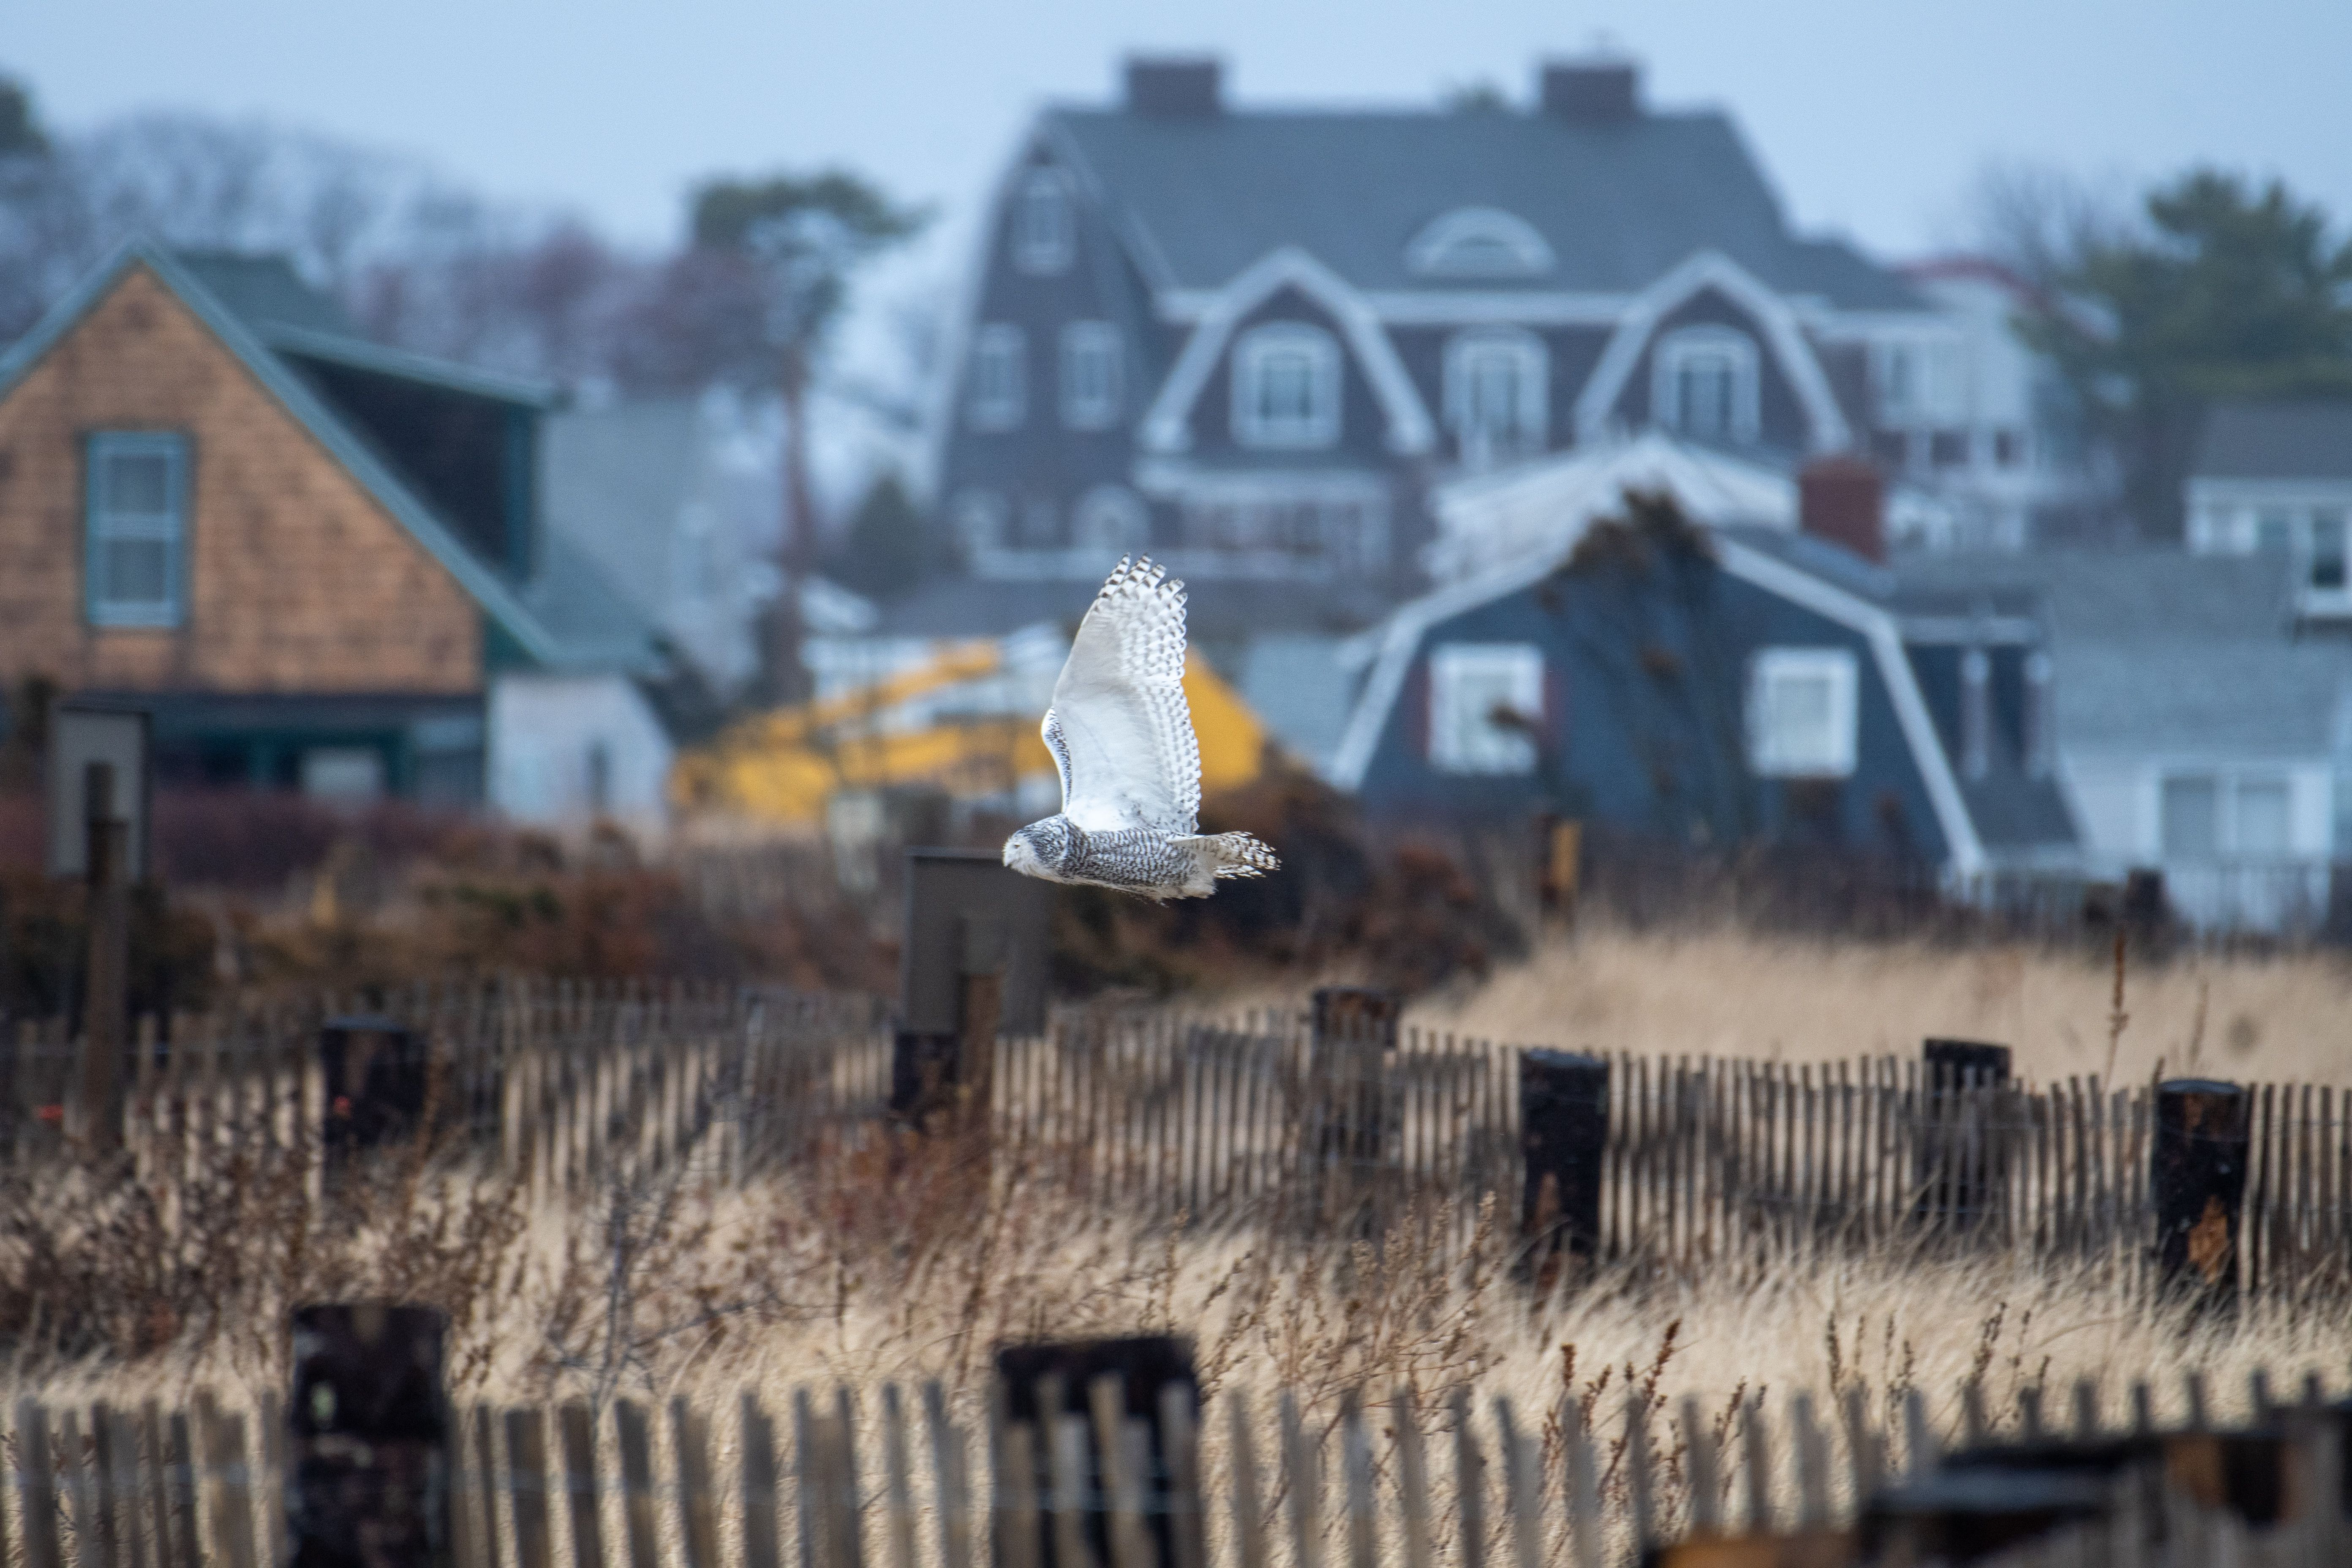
[171,250,359,338]
[869,574,1391,642]
[2192,401,2352,482]
[1897,549,2352,760]
[1047,106,1922,308]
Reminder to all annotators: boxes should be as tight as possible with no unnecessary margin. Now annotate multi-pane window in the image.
[1653,326,1760,445]
[1012,169,1074,274]
[967,325,1026,431]
[2161,776,2221,858]
[1444,329,1547,466]
[1871,336,1966,425]
[1059,322,1123,430]
[1747,648,1859,778]
[2236,780,2292,856]
[86,431,189,628]
[2161,773,2297,858]
[1232,322,1341,449]
[1428,642,1544,774]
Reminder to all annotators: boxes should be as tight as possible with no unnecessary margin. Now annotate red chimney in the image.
[1797,455,1886,563]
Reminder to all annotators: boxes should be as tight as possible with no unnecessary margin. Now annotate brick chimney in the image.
[1797,455,1886,563]
[1539,57,1640,122]
[1124,57,1223,117]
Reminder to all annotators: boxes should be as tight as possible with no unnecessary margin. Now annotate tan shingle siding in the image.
[0,264,482,694]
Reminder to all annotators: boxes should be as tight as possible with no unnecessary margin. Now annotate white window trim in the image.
[2157,769,2305,860]
[1059,321,1123,431]
[1428,642,1544,775]
[1232,321,1342,450]
[1405,207,1556,279]
[1011,168,1075,275]
[1869,332,1968,428]
[86,430,189,629]
[1748,647,1859,779]
[966,324,1026,432]
[1443,328,1549,464]
[1653,324,1761,445]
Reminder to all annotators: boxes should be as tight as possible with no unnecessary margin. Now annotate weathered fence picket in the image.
[8,981,2351,1297]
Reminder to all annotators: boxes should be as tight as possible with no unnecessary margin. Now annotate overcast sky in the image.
[11,0,2351,263]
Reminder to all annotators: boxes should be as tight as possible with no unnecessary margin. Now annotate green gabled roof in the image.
[0,237,585,669]
[264,323,559,408]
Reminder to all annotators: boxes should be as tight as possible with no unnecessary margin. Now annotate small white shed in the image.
[489,672,674,835]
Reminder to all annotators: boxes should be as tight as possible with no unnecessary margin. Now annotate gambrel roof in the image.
[1043,105,1923,308]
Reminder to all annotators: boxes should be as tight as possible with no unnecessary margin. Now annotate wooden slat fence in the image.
[6,1366,2344,1568]
[3,986,2347,1295]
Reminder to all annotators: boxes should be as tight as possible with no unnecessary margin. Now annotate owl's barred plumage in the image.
[1004,556,1279,901]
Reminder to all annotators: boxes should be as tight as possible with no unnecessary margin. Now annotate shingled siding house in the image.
[0,241,671,825]
[934,54,1984,591]
[1327,501,2077,880]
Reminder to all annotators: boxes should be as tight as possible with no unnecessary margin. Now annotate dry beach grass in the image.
[1409,924,2352,1086]
[3,926,2349,1560]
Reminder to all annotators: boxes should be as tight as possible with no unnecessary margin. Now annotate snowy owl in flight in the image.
[1003,556,1279,899]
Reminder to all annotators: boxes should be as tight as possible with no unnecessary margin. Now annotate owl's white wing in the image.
[1044,556,1201,835]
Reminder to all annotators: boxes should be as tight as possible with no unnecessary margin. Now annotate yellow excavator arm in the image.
[672,641,1266,826]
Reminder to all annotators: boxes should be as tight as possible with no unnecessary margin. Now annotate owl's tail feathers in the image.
[1180,831,1281,879]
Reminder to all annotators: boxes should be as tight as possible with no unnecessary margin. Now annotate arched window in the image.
[1652,325,1761,444]
[1443,329,1548,466]
[1059,321,1123,430]
[966,324,1026,430]
[1012,168,1075,274]
[1405,208,1556,279]
[1232,322,1342,449]
[1073,486,1151,553]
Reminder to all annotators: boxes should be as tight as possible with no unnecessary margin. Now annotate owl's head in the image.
[1002,816,1075,879]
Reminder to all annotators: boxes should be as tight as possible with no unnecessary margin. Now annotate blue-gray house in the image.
[1326,501,2076,876]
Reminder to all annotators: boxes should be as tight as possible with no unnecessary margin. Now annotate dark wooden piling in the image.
[2153,1079,2252,1309]
[1518,1050,1608,1289]
[287,1304,451,1568]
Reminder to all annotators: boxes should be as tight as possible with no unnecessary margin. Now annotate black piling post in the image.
[2153,1079,2251,1311]
[288,1303,452,1568]
[319,1017,429,1182]
[1918,1039,2012,1232]
[1308,988,1400,1224]
[994,1336,1199,1568]
[1518,1049,1609,1290]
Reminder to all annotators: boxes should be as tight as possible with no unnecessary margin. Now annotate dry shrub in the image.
[0,867,218,1021]
[1051,768,1520,998]
[0,1123,529,1394]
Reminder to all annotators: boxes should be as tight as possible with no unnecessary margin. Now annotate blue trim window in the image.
[86,431,190,628]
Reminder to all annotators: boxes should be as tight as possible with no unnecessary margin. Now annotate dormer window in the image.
[1012,169,1075,275]
[967,325,1026,430]
[1059,322,1123,430]
[1653,325,1760,445]
[1232,322,1341,449]
[1405,208,1555,279]
[1444,329,1548,467]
